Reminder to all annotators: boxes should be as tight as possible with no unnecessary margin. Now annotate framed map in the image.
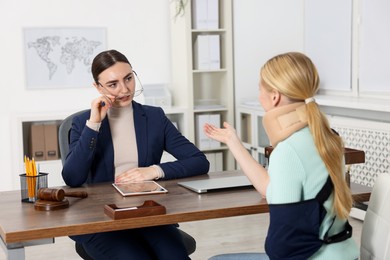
[24,27,106,89]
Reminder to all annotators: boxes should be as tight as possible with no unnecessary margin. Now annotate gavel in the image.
[37,188,88,202]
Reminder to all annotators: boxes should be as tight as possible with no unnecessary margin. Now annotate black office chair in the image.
[58,110,196,259]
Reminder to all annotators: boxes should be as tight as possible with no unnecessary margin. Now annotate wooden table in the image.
[0,170,371,259]
[0,171,266,259]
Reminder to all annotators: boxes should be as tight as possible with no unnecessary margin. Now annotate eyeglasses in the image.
[97,70,144,99]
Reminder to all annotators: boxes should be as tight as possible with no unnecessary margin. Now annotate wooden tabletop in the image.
[265,146,366,165]
[0,171,266,244]
[0,170,371,245]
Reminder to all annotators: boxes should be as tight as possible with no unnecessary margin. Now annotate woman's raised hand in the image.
[89,95,114,123]
[203,122,239,146]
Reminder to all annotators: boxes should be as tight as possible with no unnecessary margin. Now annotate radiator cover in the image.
[329,116,390,187]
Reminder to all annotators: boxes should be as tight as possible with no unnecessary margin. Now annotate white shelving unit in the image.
[13,111,73,189]
[236,104,270,167]
[170,0,235,171]
[162,106,189,136]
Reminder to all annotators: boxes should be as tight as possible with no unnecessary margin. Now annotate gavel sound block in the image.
[34,188,88,211]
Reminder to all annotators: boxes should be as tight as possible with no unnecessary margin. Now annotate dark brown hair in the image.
[91,50,132,83]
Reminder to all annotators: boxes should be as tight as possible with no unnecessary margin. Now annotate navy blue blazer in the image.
[62,101,209,187]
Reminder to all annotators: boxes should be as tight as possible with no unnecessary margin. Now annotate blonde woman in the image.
[206,52,358,259]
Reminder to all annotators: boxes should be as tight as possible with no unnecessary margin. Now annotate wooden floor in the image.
[0,213,363,260]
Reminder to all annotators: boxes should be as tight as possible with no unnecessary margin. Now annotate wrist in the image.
[151,165,164,180]
[226,134,239,147]
[86,120,101,132]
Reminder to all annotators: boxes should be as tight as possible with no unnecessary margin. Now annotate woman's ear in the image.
[271,90,281,107]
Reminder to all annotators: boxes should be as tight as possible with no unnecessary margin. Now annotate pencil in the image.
[32,158,37,200]
[24,156,38,201]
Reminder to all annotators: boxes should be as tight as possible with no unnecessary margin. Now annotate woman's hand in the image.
[203,122,239,146]
[89,95,114,123]
[205,121,269,196]
[115,167,158,183]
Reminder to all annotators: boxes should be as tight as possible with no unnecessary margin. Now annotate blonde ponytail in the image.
[261,52,353,219]
[306,103,353,219]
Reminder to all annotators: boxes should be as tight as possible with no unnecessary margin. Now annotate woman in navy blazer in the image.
[62,102,209,186]
[62,49,209,260]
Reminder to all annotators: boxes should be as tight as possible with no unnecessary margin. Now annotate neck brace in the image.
[262,102,308,147]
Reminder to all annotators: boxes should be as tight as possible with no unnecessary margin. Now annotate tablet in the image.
[112,181,168,196]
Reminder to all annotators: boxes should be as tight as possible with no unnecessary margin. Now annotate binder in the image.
[194,35,220,70]
[44,124,59,160]
[195,114,210,149]
[192,0,208,29]
[29,123,59,161]
[208,114,221,148]
[205,152,223,172]
[30,124,46,161]
[195,114,221,149]
[192,0,219,29]
[207,0,219,29]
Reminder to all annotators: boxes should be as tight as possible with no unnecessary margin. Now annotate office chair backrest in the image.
[360,172,390,259]
[58,109,89,166]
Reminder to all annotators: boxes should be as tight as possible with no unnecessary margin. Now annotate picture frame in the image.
[24,27,107,89]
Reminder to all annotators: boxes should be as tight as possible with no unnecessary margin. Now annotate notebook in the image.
[178,175,253,194]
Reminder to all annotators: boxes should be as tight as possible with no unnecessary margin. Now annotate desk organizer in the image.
[19,172,48,203]
[104,200,166,220]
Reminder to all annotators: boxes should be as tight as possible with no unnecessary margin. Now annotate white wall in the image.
[0,0,172,191]
[232,0,304,105]
[0,0,308,191]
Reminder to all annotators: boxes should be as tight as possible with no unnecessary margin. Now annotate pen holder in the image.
[19,173,48,203]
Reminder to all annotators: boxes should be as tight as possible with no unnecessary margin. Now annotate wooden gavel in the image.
[37,188,88,202]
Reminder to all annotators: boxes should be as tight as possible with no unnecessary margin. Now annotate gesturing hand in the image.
[203,122,238,145]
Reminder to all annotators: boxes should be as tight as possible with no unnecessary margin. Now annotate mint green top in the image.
[266,127,359,260]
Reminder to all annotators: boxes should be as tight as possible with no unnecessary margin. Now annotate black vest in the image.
[265,176,352,260]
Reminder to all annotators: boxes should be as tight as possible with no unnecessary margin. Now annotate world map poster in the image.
[24,27,106,89]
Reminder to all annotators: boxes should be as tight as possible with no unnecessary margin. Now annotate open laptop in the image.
[178,175,253,194]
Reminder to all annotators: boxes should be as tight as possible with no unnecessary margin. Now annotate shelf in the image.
[192,29,226,33]
[237,105,270,168]
[264,147,365,164]
[194,106,227,112]
[161,106,187,114]
[200,145,229,152]
[22,120,62,161]
[14,111,79,189]
[316,94,390,113]
[192,69,227,73]
[170,0,235,171]
[161,106,188,136]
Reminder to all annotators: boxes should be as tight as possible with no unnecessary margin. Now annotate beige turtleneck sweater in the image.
[86,105,164,179]
[107,105,138,178]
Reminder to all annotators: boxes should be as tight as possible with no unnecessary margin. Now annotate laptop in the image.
[178,175,253,194]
